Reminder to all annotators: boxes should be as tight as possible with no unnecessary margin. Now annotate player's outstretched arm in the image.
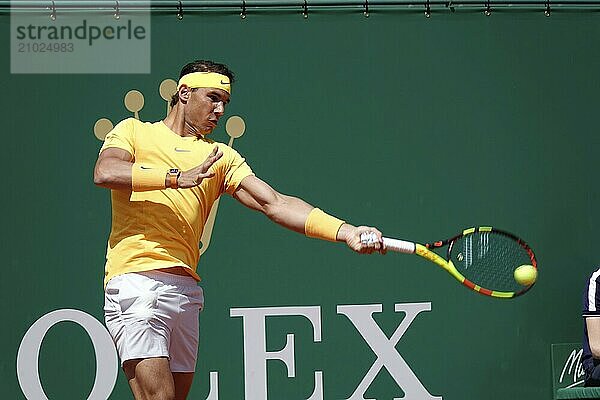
[233,175,384,254]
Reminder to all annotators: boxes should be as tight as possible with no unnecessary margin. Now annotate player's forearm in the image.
[263,194,315,234]
[590,337,600,358]
[233,176,353,242]
[587,319,600,358]
[94,157,177,191]
[265,197,355,242]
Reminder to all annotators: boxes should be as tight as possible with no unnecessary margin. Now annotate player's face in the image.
[186,87,230,135]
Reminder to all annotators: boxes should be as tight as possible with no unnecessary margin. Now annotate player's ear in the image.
[178,85,192,103]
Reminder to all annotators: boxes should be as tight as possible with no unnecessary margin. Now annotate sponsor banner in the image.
[10,1,150,74]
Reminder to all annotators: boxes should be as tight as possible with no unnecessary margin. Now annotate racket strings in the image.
[451,232,533,292]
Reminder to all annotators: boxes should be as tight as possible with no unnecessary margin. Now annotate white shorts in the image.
[104,270,204,373]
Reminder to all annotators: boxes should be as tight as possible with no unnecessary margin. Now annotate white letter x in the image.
[337,303,442,400]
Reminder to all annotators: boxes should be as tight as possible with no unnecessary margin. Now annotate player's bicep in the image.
[94,147,134,187]
[98,147,134,163]
[233,175,281,213]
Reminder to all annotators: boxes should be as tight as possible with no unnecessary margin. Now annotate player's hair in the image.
[170,60,236,107]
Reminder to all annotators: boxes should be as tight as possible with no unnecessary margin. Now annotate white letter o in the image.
[17,309,117,400]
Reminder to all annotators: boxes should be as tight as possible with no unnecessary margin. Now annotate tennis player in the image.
[93,60,384,400]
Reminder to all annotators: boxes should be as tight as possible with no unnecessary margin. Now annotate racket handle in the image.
[382,237,416,254]
[360,233,416,254]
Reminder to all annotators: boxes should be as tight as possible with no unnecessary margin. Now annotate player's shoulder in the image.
[201,137,236,153]
[114,117,158,129]
[115,118,166,137]
[216,141,246,160]
[582,267,600,305]
[198,139,248,166]
[589,266,600,282]
[109,117,138,133]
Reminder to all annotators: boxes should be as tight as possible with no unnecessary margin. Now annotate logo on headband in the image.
[177,72,231,94]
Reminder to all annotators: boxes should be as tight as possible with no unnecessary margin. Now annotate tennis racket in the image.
[361,226,537,299]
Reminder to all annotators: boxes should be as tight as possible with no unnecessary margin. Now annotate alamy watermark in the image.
[10,1,150,74]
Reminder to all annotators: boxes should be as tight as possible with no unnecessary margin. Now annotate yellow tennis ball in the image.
[514,264,537,286]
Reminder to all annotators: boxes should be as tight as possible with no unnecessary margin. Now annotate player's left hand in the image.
[338,224,386,254]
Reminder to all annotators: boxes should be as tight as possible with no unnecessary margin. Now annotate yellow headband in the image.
[177,72,231,94]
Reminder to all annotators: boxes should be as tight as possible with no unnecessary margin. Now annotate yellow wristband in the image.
[131,164,167,191]
[305,208,345,242]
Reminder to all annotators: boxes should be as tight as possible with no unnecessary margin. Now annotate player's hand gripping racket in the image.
[361,227,537,299]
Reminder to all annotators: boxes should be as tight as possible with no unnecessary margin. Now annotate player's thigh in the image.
[124,357,175,398]
[173,372,194,400]
[169,285,204,373]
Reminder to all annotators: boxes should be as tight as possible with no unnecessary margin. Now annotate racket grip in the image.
[382,237,416,254]
[360,232,416,254]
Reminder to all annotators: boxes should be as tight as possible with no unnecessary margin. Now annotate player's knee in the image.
[145,386,176,400]
[132,369,176,400]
